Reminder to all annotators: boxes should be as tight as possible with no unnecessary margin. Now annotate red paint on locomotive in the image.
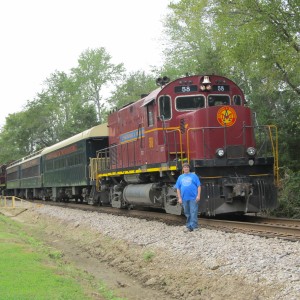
[97,74,278,215]
[107,75,254,167]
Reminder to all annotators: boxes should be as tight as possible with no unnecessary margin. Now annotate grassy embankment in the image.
[0,212,125,300]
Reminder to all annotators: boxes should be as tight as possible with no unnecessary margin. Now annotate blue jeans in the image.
[182,200,199,229]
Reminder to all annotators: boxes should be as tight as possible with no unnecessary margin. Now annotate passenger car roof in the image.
[41,123,108,156]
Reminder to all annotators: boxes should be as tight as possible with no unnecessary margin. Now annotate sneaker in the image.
[183,227,193,233]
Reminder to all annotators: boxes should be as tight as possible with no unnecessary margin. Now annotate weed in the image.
[143,250,155,262]
[49,250,64,259]
[98,280,127,300]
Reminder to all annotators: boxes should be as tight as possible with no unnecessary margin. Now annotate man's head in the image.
[182,162,190,172]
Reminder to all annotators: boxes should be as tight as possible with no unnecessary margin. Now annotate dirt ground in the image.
[2,207,278,300]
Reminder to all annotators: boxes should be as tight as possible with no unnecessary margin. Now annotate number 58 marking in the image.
[182,86,190,92]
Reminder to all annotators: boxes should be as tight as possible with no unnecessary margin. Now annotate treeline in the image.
[0,0,299,216]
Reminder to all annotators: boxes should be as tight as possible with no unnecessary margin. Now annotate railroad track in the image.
[27,200,300,242]
[201,217,300,242]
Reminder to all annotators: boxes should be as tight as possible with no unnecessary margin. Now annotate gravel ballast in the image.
[14,205,300,299]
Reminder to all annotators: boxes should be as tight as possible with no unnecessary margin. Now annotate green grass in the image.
[142,250,155,262]
[0,213,126,300]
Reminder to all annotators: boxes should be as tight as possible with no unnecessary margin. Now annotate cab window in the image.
[147,104,154,127]
[176,95,205,111]
[233,95,242,105]
[208,95,230,106]
[159,95,171,120]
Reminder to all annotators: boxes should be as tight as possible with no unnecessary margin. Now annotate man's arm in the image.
[196,186,201,202]
[177,189,182,204]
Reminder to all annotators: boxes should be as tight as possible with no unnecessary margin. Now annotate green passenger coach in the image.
[41,124,108,201]
[5,124,108,202]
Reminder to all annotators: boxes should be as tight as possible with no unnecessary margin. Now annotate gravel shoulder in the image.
[2,205,300,300]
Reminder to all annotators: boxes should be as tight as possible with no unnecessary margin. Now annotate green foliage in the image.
[142,250,155,262]
[98,280,127,300]
[162,0,225,77]
[212,0,300,91]
[245,86,300,170]
[40,71,99,142]
[72,47,126,123]
[108,71,157,109]
[162,0,300,172]
[48,250,64,260]
[273,169,300,218]
[0,215,92,299]
[0,47,120,164]
[211,0,300,132]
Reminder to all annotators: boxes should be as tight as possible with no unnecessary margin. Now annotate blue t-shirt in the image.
[175,173,201,201]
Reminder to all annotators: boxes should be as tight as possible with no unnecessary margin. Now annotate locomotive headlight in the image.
[246,147,256,156]
[216,148,225,158]
[248,159,254,166]
[200,84,212,91]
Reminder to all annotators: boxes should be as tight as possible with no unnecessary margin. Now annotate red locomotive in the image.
[3,74,278,216]
[91,74,278,215]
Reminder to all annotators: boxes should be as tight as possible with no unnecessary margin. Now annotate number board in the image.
[174,85,198,93]
[212,85,230,92]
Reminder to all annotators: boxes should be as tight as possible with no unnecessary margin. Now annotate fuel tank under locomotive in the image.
[123,183,163,207]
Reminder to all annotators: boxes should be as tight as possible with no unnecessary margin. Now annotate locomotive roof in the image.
[41,123,108,156]
[141,87,161,107]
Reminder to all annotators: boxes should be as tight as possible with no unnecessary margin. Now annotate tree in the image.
[161,0,225,77]
[108,71,157,109]
[210,0,300,169]
[72,48,125,123]
[0,48,122,164]
[41,71,98,140]
[0,111,37,163]
[162,0,300,169]
[0,69,99,165]
[212,0,300,95]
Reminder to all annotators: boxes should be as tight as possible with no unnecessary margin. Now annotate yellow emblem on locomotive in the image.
[217,106,237,127]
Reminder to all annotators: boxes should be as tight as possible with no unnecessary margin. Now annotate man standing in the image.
[175,162,201,232]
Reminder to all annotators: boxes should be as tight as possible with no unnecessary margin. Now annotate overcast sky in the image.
[0,0,171,127]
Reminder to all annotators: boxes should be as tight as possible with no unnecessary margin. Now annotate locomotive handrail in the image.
[267,125,279,185]
[186,126,230,162]
[93,126,184,176]
[250,124,279,185]
[160,127,184,163]
[186,124,279,184]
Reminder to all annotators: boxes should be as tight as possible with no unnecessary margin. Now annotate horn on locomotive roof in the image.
[156,77,163,86]
[162,76,170,84]
[156,76,170,86]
